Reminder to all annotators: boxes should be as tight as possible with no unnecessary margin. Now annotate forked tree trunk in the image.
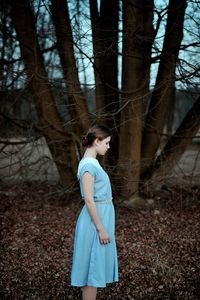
[144,96,200,179]
[118,0,154,199]
[141,0,187,172]
[50,0,90,133]
[10,0,77,188]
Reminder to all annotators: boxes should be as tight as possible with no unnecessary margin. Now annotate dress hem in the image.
[70,279,119,288]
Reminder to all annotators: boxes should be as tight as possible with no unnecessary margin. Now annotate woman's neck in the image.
[83,148,97,159]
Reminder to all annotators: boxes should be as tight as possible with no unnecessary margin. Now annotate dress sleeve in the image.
[79,163,97,179]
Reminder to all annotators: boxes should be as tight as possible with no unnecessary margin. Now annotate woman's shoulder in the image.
[78,157,100,167]
[77,157,101,179]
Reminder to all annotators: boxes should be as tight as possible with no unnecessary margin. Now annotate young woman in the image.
[70,124,119,300]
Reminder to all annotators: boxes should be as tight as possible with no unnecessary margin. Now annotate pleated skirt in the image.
[70,201,119,288]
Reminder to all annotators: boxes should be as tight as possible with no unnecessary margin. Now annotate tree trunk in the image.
[90,0,120,166]
[118,0,154,199]
[99,0,119,113]
[99,0,119,165]
[141,0,187,172]
[142,0,154,119]
[10,0,77,188]
[50,0,90,133]
[144,96,200,180]
[89,0,105,111]
[0,3,10,89]
[166,85,175,135]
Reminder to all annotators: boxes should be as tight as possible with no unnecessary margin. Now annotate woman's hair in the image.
[82,124,112,147]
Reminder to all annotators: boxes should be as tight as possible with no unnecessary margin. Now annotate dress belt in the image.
[94,199,112,204]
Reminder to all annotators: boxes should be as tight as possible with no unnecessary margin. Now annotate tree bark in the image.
[89,0,105,111]
[141,0,187,172]
[99,0,119,112]
[10,0,77,188]
[166,85,175,135]
[89,0,120,166]
[90,0,119,113]
[118,0,154,199]
[50,0,90,133]
[0,3,12,89]
[144,96,200,179]
[99,0,119,165]
[142,0,154,119]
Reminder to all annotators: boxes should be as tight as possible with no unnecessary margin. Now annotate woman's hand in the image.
[98,227,110,245]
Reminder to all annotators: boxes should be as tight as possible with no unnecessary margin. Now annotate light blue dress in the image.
[70,157,119,288]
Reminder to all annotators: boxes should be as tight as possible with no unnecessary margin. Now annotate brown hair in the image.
[82,124,112,147]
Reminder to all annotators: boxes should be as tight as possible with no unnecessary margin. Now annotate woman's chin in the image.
[100,152,106,156]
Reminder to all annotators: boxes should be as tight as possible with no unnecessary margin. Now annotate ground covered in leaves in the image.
[0,182,200,299]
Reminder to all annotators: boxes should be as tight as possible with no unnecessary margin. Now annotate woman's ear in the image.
[94,138,100,146]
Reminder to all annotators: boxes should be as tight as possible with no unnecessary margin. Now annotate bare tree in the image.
[1,0,199,203]
[89,0,119,165]
[145,96,200,180]
[9,0,77,188]
[118,0,154,198]
[50,0,90,132]
[141,0,187,172]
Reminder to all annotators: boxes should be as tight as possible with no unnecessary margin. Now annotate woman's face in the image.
[95,136,111,156]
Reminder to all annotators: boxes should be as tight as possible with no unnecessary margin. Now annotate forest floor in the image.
[0,182,200,300]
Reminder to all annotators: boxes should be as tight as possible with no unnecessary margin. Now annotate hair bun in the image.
[82,124,111,147]
[82,136,88,147]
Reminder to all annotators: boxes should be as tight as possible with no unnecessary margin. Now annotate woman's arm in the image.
[82,172,110,244]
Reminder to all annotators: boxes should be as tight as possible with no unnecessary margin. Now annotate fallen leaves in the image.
[0,182,200,299]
